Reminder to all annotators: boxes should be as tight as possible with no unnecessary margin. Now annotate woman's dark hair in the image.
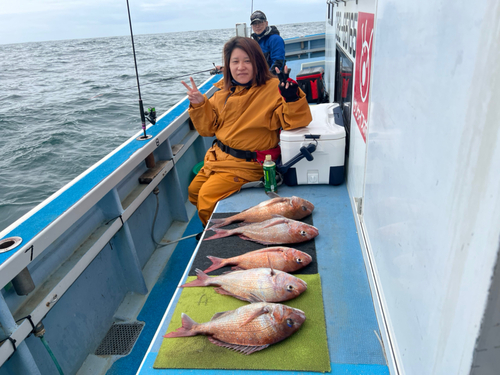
[223,36,273,90]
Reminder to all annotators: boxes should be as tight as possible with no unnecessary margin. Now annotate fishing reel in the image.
[145,107,156,125]
[210,63,223,75]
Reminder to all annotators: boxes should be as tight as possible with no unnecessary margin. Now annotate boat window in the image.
[334,47,353,136]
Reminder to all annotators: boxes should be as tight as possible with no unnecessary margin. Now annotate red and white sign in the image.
[353,12,374,143]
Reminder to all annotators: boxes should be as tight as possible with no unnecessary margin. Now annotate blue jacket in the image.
[251,26,285,72]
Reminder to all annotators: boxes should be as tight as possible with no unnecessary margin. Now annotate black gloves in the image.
[276,68,299,102]
[270,60,285,75]
[279,81,299,102]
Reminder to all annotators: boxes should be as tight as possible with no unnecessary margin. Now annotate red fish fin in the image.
[248,198,275,209]
[209,218,225,224]
[240,305,271,326]
[236,222,253,227]
[163,313,198,338]
[179,269,210,287]
[237,234,252,241]
[237,234,276,245]
[207,336,269,355]
[247,292,266,303]
[203,228,232,241]
[210,310,233,321]
[267,254,275,276]
[208,218,232,229]
[213,287,251,302]
[267,215,288,224]
[271,196,288,203]
[252,247,288,254]
[203,256,226,273]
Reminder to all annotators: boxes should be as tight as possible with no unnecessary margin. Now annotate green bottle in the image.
[263,154,277,193]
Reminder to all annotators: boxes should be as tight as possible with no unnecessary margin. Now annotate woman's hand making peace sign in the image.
[275,65,299,103]
[181,77,205,105]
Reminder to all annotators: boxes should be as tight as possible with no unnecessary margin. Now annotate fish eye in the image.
[286,318,294,327]
[300,230,306,236]
[301,205,307,211]
[287,284,294,291]
[296,258,302,263]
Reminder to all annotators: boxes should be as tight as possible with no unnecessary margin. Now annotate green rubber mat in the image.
[154,274,330,372]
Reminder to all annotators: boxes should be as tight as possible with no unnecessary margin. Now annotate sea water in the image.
[0,22,324,233]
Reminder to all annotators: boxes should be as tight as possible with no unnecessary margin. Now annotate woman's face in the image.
[229,48,253,85]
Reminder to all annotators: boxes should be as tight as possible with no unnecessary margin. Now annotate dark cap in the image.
[250,10,267,25]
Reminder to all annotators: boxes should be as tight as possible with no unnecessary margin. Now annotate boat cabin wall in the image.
[327,1,500,374]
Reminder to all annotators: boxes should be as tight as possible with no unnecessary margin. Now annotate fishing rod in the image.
[123,66,219,91]
[141,67,218,87]
[126,0,152,140]
[88,66,221,100]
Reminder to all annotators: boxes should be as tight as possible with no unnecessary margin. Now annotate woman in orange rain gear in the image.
[181,36,312,226]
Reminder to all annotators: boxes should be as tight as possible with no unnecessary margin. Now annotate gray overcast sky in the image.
[0,0,326,45]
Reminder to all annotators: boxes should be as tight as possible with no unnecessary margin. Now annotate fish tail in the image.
[204,227,232,241]
[163,313,198,338]
[208,218,230,229]
[203,256,226,273]
[179,268,211,287]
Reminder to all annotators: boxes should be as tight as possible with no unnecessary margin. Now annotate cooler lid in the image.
[297,66,325,77]
[281,103,346,141]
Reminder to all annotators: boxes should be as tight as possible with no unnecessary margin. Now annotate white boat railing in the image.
[284,33,326,60]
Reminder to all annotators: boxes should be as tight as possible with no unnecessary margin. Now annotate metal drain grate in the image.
[95,321,144,356]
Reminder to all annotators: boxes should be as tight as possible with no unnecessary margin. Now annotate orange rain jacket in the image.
[188,77,312,224]
[189,78,312,182]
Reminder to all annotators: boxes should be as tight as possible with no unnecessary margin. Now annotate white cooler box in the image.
[279,103,346,186]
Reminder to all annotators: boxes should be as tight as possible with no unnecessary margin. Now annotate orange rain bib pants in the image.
[188,169,250,226]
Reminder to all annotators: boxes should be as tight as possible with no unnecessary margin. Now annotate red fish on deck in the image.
[209,196,315,229]
[205,216,319,245]
[203,247,312,273]
[180,268,307,303]
[163,302,306,355]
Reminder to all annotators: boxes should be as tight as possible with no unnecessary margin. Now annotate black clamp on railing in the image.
[20,315,36,335]
[105,214,124,226]
[7,337,17,353]
[3,314,37,361]
[3,337,17,361]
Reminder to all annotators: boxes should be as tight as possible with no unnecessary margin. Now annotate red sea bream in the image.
[180,268,307,302]
[209,196,315,228]
[203,247,312,273]
[205,216,319,245]
[163,302,306,355]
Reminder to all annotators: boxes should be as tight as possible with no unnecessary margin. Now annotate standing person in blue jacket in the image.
[250,10,285,74]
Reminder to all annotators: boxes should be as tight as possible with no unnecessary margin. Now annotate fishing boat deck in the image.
[135,184,389,375]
